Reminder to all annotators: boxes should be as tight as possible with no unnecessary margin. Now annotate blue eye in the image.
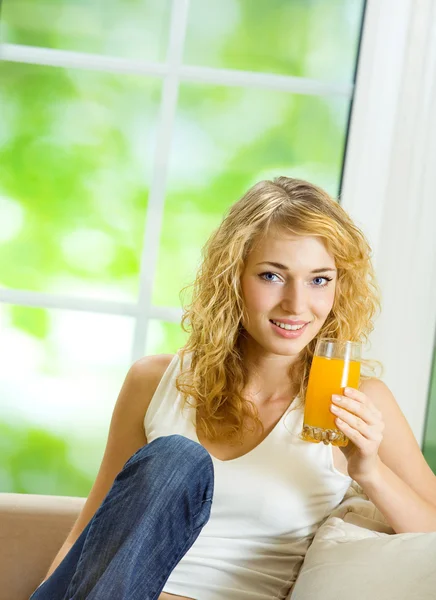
[259,272,281,282]
[311,276,332,287]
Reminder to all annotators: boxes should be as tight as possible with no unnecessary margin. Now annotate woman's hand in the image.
[330,387,385,482]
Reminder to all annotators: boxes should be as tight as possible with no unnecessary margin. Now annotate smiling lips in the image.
[270,319,308,330]
[269,319,310,338]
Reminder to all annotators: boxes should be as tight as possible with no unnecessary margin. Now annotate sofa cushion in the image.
[289,485,436,600]
[0,493,85,600]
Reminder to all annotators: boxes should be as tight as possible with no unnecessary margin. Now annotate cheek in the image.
[242,277,275,313]
[241,277,259,311]
[312,288,336,316]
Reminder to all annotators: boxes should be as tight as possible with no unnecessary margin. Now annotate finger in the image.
[335,417,367,446]
[344,387,380,415]
[344,387,367,403]
[330,403,373,437]
[331,395,378,426]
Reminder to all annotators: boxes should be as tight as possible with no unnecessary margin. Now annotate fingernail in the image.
[332,394,342,403]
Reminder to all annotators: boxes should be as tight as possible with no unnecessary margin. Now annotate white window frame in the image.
[341,0,436,444]
[1,0,435,446]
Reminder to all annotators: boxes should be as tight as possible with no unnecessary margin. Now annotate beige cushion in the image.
[0,493,85,600]
[289,487,436,600]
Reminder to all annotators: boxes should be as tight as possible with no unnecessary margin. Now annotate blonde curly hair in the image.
[176,177,381,445]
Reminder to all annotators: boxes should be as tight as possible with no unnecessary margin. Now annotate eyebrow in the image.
[255,261,337,274]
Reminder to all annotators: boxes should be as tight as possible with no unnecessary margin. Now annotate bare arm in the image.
[42,353,174,582]
[357,456,436,533]
[356,379,436,533]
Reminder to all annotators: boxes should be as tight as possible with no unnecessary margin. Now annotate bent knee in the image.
[158,434,211,460]
[123,434,212,474]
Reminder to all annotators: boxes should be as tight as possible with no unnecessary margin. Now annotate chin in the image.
[274,341,307,356]
[258,337,308,357]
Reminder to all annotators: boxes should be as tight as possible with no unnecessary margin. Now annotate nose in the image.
[280,280,308,316]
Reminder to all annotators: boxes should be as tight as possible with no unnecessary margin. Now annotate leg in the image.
[30,435,214,600]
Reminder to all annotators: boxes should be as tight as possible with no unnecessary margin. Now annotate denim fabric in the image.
[30,434,214,600]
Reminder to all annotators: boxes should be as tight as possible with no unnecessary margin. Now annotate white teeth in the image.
[271,320,306,331]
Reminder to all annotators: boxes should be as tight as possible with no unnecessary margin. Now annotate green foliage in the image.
[1,0,171,59]
[146,320,189,355]
[0,60,160,298]
[185,0,364,81]
[0,420,94,496]
[10,305,50,339]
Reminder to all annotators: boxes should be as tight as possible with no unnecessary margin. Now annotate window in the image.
[1,0,366,495]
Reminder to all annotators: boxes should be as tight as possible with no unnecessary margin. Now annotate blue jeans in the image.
[30,435,215,600]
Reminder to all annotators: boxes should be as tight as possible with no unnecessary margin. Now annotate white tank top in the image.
[144,352,352,600]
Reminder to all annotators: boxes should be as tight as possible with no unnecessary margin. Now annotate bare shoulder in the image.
[359,376,409,429]
[359,376,390,397]
[358,377,403,418]
[359,377,411,427]
[112,353,175,432]
[130,353,175,389]
[359,377,436,507]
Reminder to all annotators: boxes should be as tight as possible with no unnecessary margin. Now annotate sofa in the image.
[1,486,436,600]
[0,493,85,600]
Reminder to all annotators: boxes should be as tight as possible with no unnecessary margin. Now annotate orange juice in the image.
[302,355,360,446]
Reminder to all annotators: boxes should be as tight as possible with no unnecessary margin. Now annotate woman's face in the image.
[240,231,337,357]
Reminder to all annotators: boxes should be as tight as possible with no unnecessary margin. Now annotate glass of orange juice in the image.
[301,339,361,447]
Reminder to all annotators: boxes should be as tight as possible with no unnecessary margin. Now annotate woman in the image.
[31,177,436,600]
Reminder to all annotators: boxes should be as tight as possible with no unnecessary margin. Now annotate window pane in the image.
[0,61,161,301]
[423,349,436,474]
[184,0,364,82]
[146,320,188,355]
[1,0,171,61]
[153,83,349,306]
[0,304,133,495]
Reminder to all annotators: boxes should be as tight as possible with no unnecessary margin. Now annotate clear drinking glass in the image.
[301,339,361,447]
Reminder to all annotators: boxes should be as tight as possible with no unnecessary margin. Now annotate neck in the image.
[240,337,299,405]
